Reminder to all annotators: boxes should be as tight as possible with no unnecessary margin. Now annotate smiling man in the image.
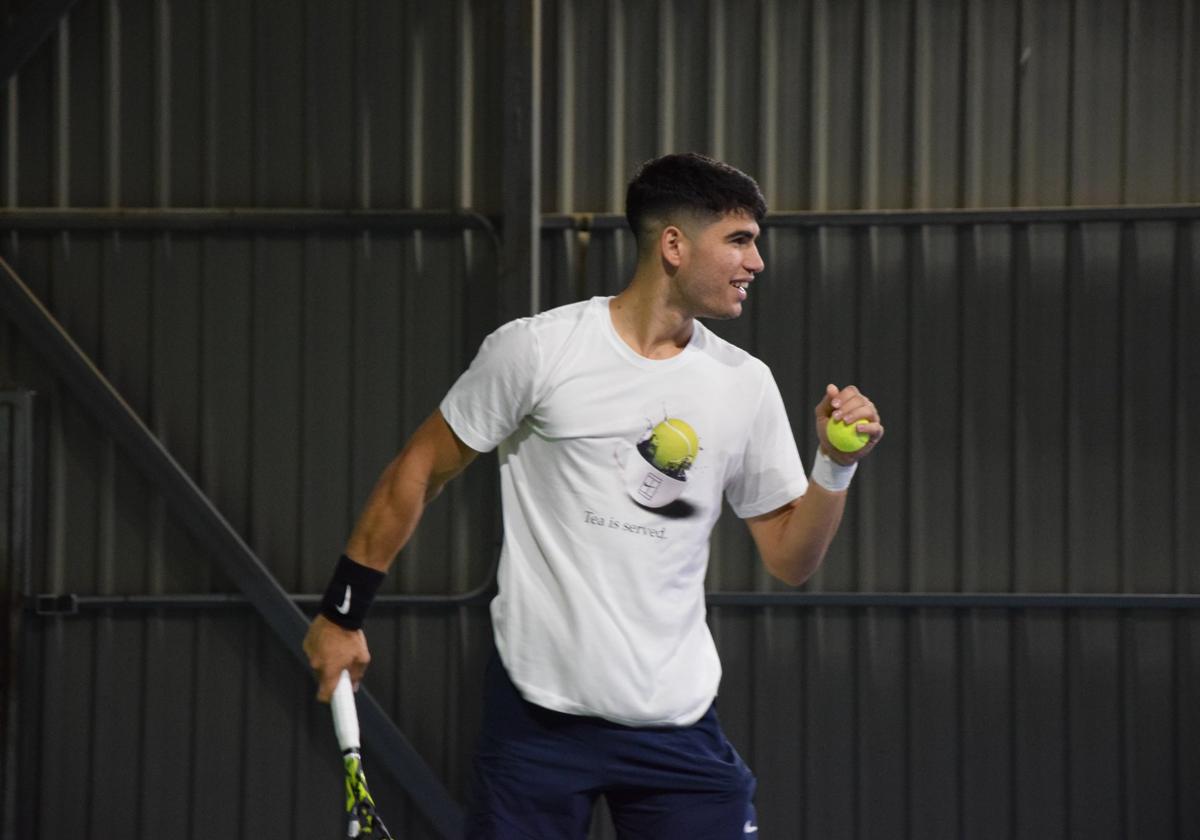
[303,152,884,838]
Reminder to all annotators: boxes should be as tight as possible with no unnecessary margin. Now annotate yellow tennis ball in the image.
[649,418,699,471]
[827,417,868,453]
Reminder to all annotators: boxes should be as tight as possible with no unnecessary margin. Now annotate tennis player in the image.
[304,152,883,838]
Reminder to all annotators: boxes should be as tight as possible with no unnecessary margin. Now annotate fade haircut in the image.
[625,152,767,254]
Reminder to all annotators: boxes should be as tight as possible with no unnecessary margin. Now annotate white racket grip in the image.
[331,670,361,752]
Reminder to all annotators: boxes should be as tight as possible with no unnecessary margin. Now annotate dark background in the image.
[1,0,1198,837]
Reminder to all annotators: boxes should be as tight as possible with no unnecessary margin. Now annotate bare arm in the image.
[746,383,883,586]
[746,483,848,586]
[303,409,478,700]
[344,409,478,572]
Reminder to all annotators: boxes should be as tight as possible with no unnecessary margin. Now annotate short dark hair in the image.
[625,153,767,249]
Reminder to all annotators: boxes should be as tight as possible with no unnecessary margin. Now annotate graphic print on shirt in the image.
[620,414,702,511]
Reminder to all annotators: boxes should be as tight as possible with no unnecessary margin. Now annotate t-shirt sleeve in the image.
[439,318,539,453]
[725,369,809,518]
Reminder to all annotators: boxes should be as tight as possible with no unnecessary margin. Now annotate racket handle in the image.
[331,670,361,752]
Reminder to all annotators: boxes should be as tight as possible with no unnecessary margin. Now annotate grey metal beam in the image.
[33,563,497,613]
[539,204,1200,230]
[4,204,1195,239]
[0,207,498,241]
[0,0,81,86]
[30,588,1200,613]
[706,591,1200,609]
[499,0,542,319]
[0,257,465,838]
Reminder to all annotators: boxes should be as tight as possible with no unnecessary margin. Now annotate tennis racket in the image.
[331,670,394,839]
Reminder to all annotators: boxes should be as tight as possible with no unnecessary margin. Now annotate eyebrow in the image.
[725,227,759,241]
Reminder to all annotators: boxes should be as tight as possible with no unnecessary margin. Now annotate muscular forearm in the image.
[754,483,848,586]
[304,411,475,701]
[344,411,474,572]
[344,450,436,572]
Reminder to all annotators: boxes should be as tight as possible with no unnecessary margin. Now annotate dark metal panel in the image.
[1121,222,1178,592]
[301,0,357,208]
[66,0,106,206]
[5,0,508,213]
[861,0,914,209]
[1183,223,1200,594]
[299,236,355,582]
[1016,0,1072,205]
[1068,223,1122,591]
[961,225,1015,592]
[963,0,1019,208]
[746,609,805,831]
[206,0,255,206]
[909,611,961,840]
[802,608,858,837]
[1180,616,1200,838]
[5,231,487,840]
[1014,613,1069,837]
[1125,614,1177,838]
[907,225,962,591]
[960,611,1014,840]
[167,0,205,205]
[35,620,94,836]
[137,612,198,836]
[12,0,1200,216]
[1069,614,1124,837]
[0,0,82,86]
[0,391,33,840]
[855,610,908,838]
[249,235,305,584]
[855,227,912,592]
[501,0,542,318]
[117,0,157,207]
[538,0,1200,212]
[1124,0,1188,203]
[1071,0,1128,205]
[911,0,966,209]
[1012,223,1070,592]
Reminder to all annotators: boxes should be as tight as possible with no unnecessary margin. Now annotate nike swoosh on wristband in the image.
[743,820,758,834]
[336,584,352,614]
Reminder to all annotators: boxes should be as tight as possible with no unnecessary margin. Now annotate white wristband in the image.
[810,448,857,492]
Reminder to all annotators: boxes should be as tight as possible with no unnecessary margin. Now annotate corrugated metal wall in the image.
[2,0,1199,838]
[543,215,1200,838]
[540,0,1200,211]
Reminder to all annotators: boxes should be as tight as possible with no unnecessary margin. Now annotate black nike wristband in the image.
[319,554,386,630]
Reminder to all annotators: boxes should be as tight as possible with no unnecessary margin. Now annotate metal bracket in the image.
[33,594,78,616]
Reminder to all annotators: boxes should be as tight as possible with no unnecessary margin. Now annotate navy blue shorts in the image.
[465,653,758,839]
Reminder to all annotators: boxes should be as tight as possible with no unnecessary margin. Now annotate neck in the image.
[608,266,694,359]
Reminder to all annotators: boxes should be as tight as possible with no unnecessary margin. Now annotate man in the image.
[304,152,883,838]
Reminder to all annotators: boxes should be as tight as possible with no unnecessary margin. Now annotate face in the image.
[665,211,764,320]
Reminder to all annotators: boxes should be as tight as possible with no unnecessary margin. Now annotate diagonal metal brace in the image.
[0,0,84,87]
[0,255,465,838]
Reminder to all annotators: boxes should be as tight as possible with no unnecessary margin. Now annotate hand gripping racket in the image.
[331,671,394,839]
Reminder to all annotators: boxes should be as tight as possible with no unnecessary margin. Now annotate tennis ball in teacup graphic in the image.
[623,418,700,508]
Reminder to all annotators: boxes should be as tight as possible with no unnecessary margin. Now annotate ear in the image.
[659,224,687,268]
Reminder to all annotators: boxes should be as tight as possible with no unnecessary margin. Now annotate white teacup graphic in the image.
[622,418,698,508]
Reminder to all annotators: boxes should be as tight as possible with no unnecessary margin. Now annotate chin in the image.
[718,300,745,319]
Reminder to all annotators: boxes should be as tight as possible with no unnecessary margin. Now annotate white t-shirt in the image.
[440,296,807,726]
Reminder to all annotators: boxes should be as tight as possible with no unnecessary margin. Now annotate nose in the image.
[746,243,765,274]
